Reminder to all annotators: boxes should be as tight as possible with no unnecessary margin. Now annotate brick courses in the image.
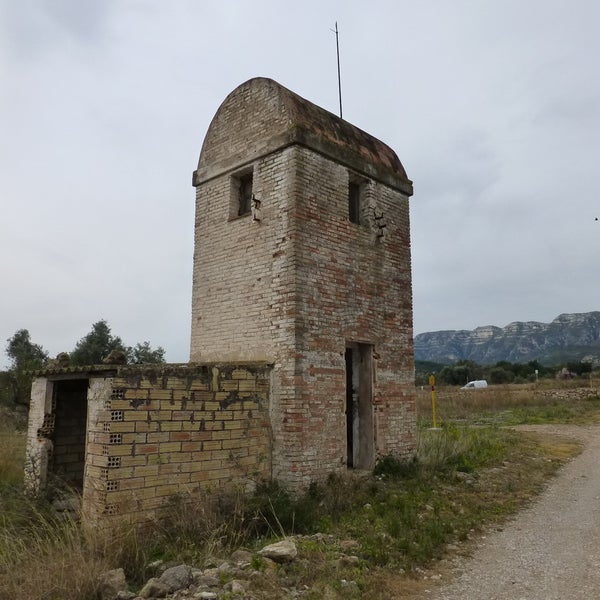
[26,77,418,520]
[26,364,271,522]
[191,78,416,488]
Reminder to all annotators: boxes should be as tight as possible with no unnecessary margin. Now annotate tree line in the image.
[415,358,594,387]
[1,320,165,407]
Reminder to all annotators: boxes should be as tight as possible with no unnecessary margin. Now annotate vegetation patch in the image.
[0,419,25,487]
[0,388,593,599]
[417,383,600,427]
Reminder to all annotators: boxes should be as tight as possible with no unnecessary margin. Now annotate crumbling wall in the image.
[27,364,271,523]
[271,146,416,485]
[191,78,417,489]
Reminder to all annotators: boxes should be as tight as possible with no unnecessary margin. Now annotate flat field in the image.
[0,383,597,599]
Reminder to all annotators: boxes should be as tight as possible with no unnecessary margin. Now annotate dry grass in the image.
[1,515,108,600]
[0,425,25,486]
[0,384,597,600]
[0,485,151,600]
[416,382,600,425]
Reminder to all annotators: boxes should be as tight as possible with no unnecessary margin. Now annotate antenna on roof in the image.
[331,21,343,119]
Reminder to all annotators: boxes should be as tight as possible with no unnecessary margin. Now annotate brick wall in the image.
[27,364,271,523]
[270,147,416,485]
[190,146,296,364]
[191,78,417,489]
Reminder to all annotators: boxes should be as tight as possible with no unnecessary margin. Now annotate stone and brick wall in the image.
[191,78,417,489]
[281,147,416,483]
[27,364,271,523]
[190,145,296,364]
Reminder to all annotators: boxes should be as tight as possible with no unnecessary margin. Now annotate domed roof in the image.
[194,78,412,195]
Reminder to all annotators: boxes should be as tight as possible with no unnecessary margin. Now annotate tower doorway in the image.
[345,343,374,469]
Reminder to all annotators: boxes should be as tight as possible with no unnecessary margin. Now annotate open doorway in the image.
[51,379,89,491]
[345,343,374,469]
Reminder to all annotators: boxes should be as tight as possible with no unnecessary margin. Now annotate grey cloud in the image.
[0,0,114,60]
[2,0,600,367]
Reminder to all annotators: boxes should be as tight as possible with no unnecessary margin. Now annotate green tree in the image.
[566,360,592,376]
[70,320,128,366]
[489,367,514,385]
[438,360,483,386]
[70,320,166,365]
[129,341,166,364]
[4,329,49,406]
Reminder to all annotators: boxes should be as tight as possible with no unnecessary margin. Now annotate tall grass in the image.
[417,423,509,473]
[0,486,156,600]
[1,508,105,600]
[0,426,567,599]
[0,387,590,599]
[0,425,25,485]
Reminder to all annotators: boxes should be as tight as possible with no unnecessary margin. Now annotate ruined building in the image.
[26,77,416,521]
[191,77,416,486]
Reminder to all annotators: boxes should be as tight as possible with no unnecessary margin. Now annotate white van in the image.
[461,380,488,390]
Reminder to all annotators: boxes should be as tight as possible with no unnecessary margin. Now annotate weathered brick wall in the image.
[27,364,271,524]
[191,78,417,490]
[87,364,271,522]
[195,78,295,185]
[270,147,416,484]
[25,378,55,493]
[190,146,296,364]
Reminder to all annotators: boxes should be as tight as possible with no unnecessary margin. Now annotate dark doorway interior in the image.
[345,343,374,470]
[345,348,354,467]
[52,379,88,491]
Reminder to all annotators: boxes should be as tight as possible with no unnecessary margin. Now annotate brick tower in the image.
[191,77,416,488]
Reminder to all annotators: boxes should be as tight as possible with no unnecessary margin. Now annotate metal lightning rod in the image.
[332,21,343,119]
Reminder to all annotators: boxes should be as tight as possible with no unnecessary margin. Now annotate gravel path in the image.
[429,425,600,600]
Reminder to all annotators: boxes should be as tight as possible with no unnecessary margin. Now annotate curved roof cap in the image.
[194,77,413,195]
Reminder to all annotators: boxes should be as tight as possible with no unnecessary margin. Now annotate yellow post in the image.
[429,374,438,428]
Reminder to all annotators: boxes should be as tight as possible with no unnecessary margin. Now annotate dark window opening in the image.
[238,172,253,217]
[348,181,361,224]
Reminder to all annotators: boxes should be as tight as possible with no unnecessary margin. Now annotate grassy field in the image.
[0,407,26,484]
[0,384,597,599]
[416,381,600,426]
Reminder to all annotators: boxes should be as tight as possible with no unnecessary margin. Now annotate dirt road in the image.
[429,425,600,600]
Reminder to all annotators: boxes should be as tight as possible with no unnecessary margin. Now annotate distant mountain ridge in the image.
[414,312,600,365]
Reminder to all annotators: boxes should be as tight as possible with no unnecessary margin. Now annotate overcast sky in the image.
[1,0,599,368]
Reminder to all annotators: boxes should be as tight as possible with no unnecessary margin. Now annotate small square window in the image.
[230,170,253,218]
[348,180,362,224]
[239,173,253,216]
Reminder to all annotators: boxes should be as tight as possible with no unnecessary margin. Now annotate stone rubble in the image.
[96,536,364,600]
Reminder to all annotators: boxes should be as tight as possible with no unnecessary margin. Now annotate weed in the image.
[250,554,265,571]
[0,427,25,486]
[0,387,593,600]
[373,455,419,479]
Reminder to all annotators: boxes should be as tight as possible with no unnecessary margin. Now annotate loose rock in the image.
[159,564,193,592]
[258,539,298,563]
[98,568,128,600]
[139,577,170,598]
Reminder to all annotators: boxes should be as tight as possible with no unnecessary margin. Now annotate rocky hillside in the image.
[414,312,600,365]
